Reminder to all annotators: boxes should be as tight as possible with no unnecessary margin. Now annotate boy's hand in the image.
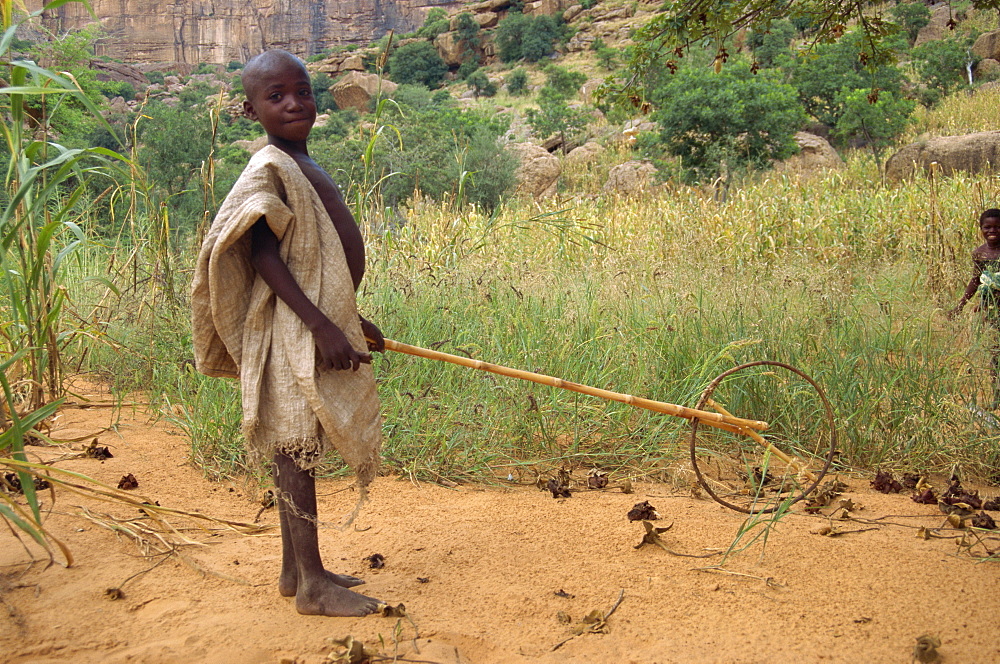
[312,319,371,371]
[359,316,385,353]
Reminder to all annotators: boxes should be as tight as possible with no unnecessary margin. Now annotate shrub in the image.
[646,60,806,180]
[388,40,448,88]
[789,29,907,128]
[911,37,978,105]
[890,2,931,45]
[418,8,450,39]
[466,70,497,97]
[495,13,562,62]
[505,67,529,95]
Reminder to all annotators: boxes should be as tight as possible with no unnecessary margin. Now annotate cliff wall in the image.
[28,0,462,66]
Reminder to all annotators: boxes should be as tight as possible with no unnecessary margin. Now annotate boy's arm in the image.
[250,217,371,371]
[949,272,981,319]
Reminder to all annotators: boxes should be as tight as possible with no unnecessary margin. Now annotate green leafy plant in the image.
[387,40,448,88]
[645,60,805,181]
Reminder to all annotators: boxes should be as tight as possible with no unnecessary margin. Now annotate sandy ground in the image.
[2,386,1000,664]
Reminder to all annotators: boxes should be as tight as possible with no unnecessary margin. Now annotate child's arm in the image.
[250,217,371,371]
[949,273,980,319]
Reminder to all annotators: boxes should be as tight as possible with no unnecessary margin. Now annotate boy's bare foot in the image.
[279,569,364,597]
[296,575,383,617]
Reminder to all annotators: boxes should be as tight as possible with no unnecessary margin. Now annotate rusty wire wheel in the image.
[689,361,838,514]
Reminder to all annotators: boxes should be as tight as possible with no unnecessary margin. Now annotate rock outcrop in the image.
[885,131,1000,181]
[331,71,397,113]
[508,142,560,199]
[775,132,843,174]
[973,29,1000,62]
[601,160,656,195]
[29,0,464,66]
[914,3,954,48]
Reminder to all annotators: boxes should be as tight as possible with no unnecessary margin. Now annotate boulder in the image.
[90,60,149,90]
[331,71,398,113]
[973,30,1000,62]
[885,131,1000,181]
[602,160,657,195]
[976,58,1000,82]
[523,0,569,16]
[434,32,467,67]
[914,4,954,48]
[622,119,658,145]
[107,96,130,115]
[232,135,269,154]
[775,132,843,174]
[565,141,605,167]
[508,143,560,199]
[562,4,582,22]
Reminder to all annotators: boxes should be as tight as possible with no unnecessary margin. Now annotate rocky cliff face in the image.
[28,0,462,67]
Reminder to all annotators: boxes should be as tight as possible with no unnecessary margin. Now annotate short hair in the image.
[980,209,1000,225]
[241,50,309,100]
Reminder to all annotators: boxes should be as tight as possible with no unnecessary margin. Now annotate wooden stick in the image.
[377,338,769,433]
[706,398,817,482]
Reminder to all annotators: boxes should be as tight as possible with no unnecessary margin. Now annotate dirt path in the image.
[2,387,999,664]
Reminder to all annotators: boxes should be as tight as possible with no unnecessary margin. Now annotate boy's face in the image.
[982,217,1000,247]
[243,58,316,144]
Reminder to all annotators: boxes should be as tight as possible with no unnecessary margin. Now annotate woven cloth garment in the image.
[191,145,381,487]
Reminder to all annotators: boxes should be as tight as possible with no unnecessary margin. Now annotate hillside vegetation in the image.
[2,0,1000,509]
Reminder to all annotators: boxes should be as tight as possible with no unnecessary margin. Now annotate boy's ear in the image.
[243,99,258,121]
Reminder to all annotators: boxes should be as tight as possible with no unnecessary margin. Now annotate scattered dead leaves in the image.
[912,634,942,663]
[84,439,113,460]
[326,635,375,664]
[117,473,139,490]
[587,468,609,489]
[627,500,659,521]
[871,470,903,494]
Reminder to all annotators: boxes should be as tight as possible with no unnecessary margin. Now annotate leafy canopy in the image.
[646,60,806,179]
[616,0,1000,99]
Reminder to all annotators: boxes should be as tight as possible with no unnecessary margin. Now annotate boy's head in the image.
[242,50,316,144]
[980,209,1000,227]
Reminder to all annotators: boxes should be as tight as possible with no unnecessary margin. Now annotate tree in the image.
[505,68,529,95]
[889,2,931,45]
[495,13,562,63]
[466,70,497,97]
[788,29,907,128]
[646,61,806,180]
[388,41,448,88]
[911,37,978,106]
[833,88,913,152]
[747,19,796,69]
[525,65,590,150]
[616,0,1000,99]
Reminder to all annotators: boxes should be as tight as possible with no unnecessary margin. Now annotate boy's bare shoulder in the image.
[972,243,1000,261]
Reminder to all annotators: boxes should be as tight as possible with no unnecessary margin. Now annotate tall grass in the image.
[43,67,1000,485]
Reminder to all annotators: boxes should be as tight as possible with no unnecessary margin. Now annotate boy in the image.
[191,50,385,616]
[950,209,1000,407]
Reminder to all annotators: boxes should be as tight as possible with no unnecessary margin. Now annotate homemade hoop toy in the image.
[374,338,837,514]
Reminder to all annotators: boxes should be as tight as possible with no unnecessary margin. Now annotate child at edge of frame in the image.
[949,208,1000,409]
[190,49,389,617]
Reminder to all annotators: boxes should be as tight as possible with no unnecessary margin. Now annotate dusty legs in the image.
[272,453,382,616]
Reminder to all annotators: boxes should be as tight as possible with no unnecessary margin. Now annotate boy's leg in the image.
[275,488,365,596]
[273,453,382,616]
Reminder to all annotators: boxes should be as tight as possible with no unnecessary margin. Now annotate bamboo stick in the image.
[705,398,817,481]
[376,338,769,433]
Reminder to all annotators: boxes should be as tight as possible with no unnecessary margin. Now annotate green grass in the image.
[45,84,1000,485]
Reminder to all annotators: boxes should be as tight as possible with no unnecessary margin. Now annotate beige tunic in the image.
[191,145,381,486]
